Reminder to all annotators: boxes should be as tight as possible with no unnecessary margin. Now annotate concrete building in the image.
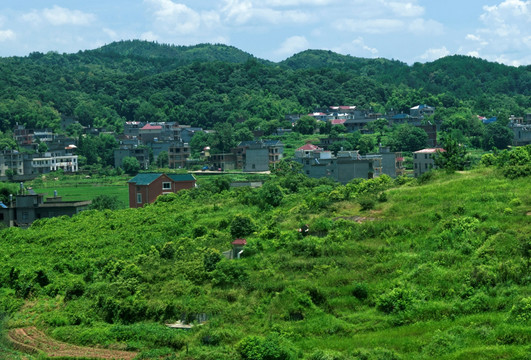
[114,147,150,170]
[368,147,405,178]
[239,140,284,172]
[168,141,191,169]
[31,153,79,174]
[0,150,24,177]
[509,115,531,146]
[294,145,373,184]
[413,148,445,177]
[0,192,91,228]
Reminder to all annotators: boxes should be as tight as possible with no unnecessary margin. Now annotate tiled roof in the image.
[414,148,445,154]
[232,238,247,245]
[141,124,162,130]
[297,143,323,151]
[128,173,162,185]
[167,174,196,182]
[331,119,346,125]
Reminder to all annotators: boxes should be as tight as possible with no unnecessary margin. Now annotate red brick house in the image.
[128,173,196,208]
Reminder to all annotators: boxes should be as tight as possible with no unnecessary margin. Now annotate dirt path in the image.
[8,327,138,359]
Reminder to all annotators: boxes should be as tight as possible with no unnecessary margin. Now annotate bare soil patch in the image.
[333,216,375,223]
[8,327,138,359]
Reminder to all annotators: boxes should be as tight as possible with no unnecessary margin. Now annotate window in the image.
[252,164,255,169]
[425,154,428,159]
[162,182,171,190]
[137,193,142,204]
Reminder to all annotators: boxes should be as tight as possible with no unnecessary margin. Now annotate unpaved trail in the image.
[8,327,138,359]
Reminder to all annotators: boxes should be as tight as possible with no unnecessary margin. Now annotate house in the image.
[413,148,445,177]
[368,147,405,178]
[509,115,531,146]
[128,173,196,208]
[294,147,373,184]
[238,140,284,172]
[0,192,91,228]
[31,153,79,174]
[139,123,163,144]
[410,104,435,118]
[114,147,150,170]
[0,150,24,178]
[168,141,191,169]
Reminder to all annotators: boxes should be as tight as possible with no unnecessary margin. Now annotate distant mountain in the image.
[90,40,271,65]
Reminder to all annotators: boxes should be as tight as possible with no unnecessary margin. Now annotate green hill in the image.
[1,153,530,358]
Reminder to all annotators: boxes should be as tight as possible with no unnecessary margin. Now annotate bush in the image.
[236,334,296,360]
[230,215,256,239]
[358,196,376,211]
[507,297,531,323]
[352,283,369,300]
[377,287,414,314]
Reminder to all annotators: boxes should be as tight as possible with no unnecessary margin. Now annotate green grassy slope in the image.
[0,166,529,359]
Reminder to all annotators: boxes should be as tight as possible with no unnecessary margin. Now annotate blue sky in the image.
[0,0,530,65]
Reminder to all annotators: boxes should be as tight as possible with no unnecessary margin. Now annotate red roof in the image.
[232,238,247,245]
[297,143,323,151]
[414,148,445,154]
[141,124,162,130]
[331,119,346,125]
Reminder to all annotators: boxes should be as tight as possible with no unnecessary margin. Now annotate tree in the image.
[89,194,122,211]
[156,151,168,168]
[38,142,48,154]
[434,136,468,172]
[482,122,513,150]
[357,135,376,155]
[293,116,317,135]
[389,125,428,152]
[230,215,256,238]
[122,156,140,175]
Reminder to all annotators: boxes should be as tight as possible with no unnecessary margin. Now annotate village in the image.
[1,104,530,228]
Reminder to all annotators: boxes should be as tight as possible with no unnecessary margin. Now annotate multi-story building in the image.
[168,141,191,169]
[31,153,79,174]
[413,148,445,177]
[114,147,150,170]
[0,150,24,177]
[239,140,284,172]
[294,145,373,184]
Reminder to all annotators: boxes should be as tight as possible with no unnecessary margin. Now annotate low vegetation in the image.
[0,146,530,359]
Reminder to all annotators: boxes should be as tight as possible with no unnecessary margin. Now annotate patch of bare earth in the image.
[8,327,137,359]
[333,216,375,223]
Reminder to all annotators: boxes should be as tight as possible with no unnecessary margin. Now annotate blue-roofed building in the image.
[128,173,196,208]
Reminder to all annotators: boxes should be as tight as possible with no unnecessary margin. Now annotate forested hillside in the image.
[0,40,529,135]
[0,147,530,359]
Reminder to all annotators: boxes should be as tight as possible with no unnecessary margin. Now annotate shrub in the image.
[507,297,531,323]
[352,283,369,300]
[377,287,414,314]
[358,196,376,211]
[236,334,295,360]
[230,215,256,238]
[64,279,86,301]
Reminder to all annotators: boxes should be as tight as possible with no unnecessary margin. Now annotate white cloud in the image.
[408,19,444,35]
[103,28,118,39]
[275,35,309,57]
[23,6,96,26]
[145,0,202,34]
[465,0,531,65]
[333,37,378,56]
[420,46,450,61]
[335,19,404,34]
[387,1,425,17]
[221,0,310,25]
[141,31,159,41]
[0,29,16,42]
[264,0,333,6]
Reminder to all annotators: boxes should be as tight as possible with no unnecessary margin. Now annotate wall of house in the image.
[413,153,436,177]
[244,147,269,172]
